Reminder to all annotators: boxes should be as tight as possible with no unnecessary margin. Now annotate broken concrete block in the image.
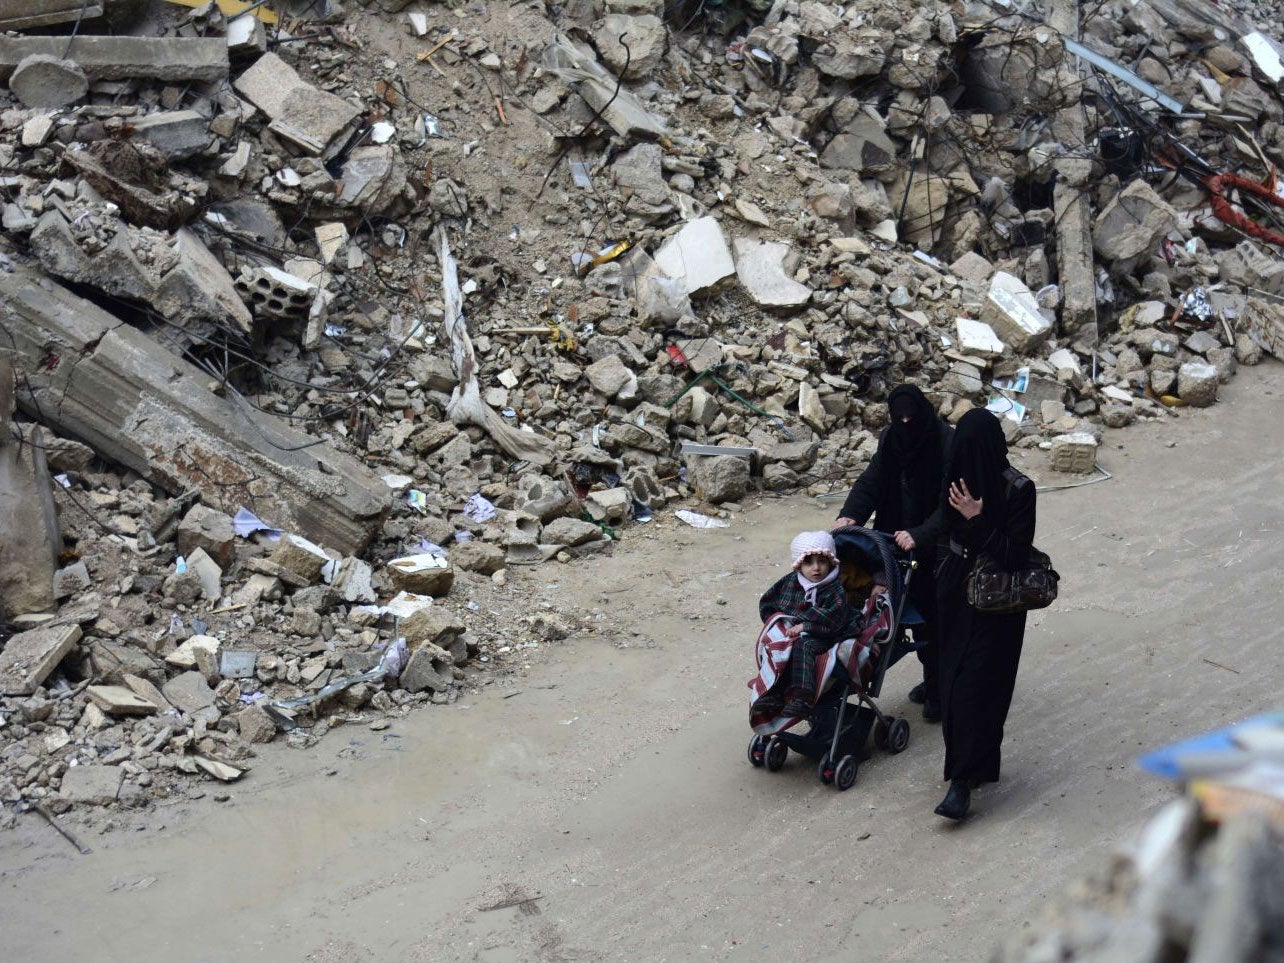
[1048,348,1083,379]
[1215,240,1284,294]
[176,503,237,568]
[0,0,104,30]
[1049,432,1098,473]
[87,684,158,717]
[1177,361,1218,407]
[8,54,87,109]
[233,52,360,155]
[235,704,277,743]
[820,111,896,177]
[982,272,1053,353]
[235,265,317,321]
[694,455,750,504]
[400,644,454,694]
[268,534,333,582]
[328,557,376,604]
[194,756,244,782]
[586,488,630,524]
[165,634,221,671]
[585,354,637,399]
[733,239,812,312]
[654,216,736,296]
[950,250,994,286]
[185,547,223,602]
[0,408,60,618]
[594,14,667,78]
[60,764,123,805]
[954,318,1006,358]
[161,670,216,715]
[1093,180,1179,268]
[53,561,91,600]
[0,37,229,83]
[451,541,505,575]
[131,110,213,159]
[541,36,667,140]
[388,553,455,597]
[541,517,601,546]
[798,382,826,432]
[122,674,171,712]
[401,604,465,647]
[0,622,80,695]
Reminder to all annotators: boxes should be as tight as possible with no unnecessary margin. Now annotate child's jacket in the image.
[758,573,855,640]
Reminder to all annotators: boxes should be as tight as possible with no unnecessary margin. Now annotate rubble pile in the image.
[3,0,1284,808]
[997,801,1284,963]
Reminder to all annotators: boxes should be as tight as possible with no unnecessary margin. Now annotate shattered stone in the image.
[1093,180,1179,270]
[654,216,736,296]
[982,272,1053,353]
[388,554,455,597]
[1177,361,1218,407]
[7,55,88,109]
[694,455,750,505]
[0,622,81,696]
[59,764,123,806]
[733,239,812,312]
[86,684,157,717]
[162,671,216,716]
[1049,433,1098,473]
[233,52,360,156]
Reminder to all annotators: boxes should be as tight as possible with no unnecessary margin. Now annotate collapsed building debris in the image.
[2,0,1284,810]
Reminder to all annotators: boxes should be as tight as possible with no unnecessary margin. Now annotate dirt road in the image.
[3,362,1283,963]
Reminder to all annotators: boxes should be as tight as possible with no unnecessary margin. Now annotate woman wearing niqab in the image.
[932,408,1037,820]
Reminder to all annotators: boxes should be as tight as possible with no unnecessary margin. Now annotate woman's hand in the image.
[894,530,916,551]
[832,516,856,530]
[948,479,983,520]
[784,623,803,639]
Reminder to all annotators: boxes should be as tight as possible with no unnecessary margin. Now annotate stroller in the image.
[747,526,923,791]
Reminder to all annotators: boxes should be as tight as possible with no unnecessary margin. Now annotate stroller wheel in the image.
[748,735,766,768]
[817,755,834,785]
[833,754,858,791]
[886,718,911,754]
[764,736,787,772]
[873,719,889,751]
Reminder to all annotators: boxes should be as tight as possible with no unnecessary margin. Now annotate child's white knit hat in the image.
[790,531,838,570]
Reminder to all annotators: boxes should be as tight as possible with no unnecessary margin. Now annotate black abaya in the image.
[935,411,1037,784]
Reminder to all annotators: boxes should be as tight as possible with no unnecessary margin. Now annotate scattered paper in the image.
[676,510,730,529]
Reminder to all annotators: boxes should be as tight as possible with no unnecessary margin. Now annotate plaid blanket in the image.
[748,593,892,736]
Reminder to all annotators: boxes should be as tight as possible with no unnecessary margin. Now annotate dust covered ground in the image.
[2,361,1283,962]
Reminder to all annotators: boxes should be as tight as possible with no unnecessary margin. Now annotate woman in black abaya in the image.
[834,384,952,720]
[933,408,1036,820]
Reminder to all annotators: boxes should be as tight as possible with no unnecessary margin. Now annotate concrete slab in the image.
[732,239,812,312]
[0,37,228,83]
[0,264,387,554]
[0,0,103,30]
[654,216,735,296]
[0,622,80,695]
[87,684,158,716]
[59,764,123,805]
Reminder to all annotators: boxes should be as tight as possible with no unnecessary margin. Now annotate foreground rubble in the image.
[3,0,1284,810]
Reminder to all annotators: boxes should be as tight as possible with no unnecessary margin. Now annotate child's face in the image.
[799,554,834,581]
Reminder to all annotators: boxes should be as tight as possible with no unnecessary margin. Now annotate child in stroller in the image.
[752,531,875,720]
[748,526,920,791]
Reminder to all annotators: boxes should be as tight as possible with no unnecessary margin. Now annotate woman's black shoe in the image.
[922,698,942,724]
[908,682,926,704]
[934,780,971,820]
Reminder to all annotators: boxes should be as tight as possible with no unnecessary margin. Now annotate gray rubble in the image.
[1,0,1284,811]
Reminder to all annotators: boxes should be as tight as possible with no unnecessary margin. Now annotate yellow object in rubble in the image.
[163,0,279,24]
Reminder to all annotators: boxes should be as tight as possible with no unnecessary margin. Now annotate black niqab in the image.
[883,385,943,520]
[942,408,1010,534]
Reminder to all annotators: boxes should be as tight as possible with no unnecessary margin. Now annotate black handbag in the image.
[966,545,1059,613]
[964,471,1059,614]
